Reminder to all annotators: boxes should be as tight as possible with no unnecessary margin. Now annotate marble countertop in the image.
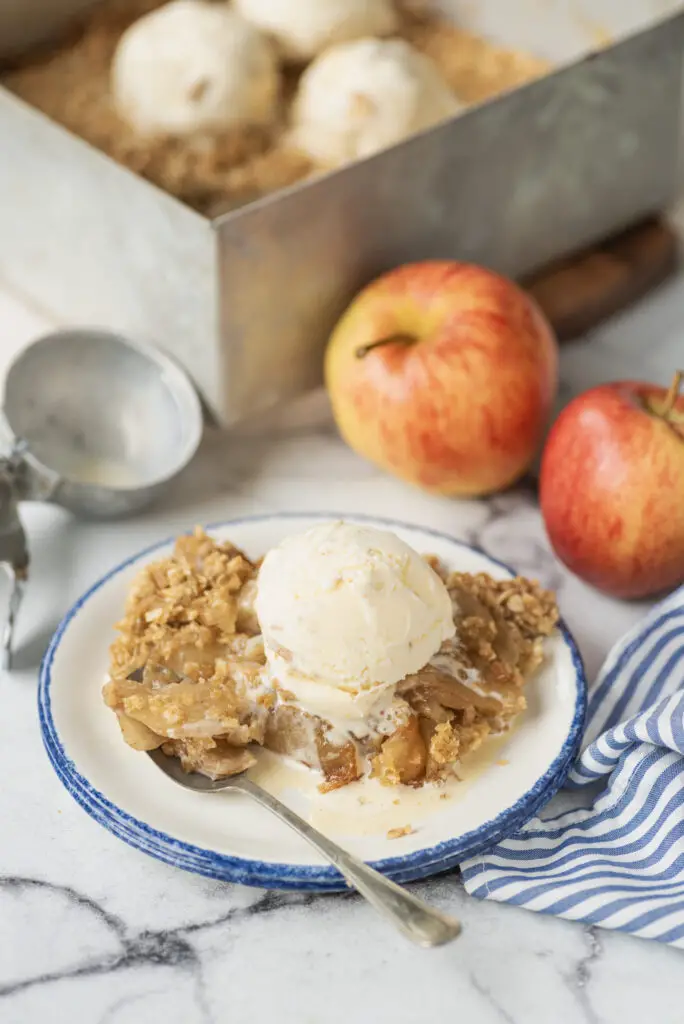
[2,251,684,1023]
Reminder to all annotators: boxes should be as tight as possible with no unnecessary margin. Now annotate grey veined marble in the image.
[3,213,684,1021]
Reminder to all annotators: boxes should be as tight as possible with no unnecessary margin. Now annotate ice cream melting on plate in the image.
[255,520,456,740]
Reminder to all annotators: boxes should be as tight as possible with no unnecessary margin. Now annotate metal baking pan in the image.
[0,0,682,424]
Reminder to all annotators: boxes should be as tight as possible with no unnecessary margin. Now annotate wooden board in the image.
[524,218,679,342]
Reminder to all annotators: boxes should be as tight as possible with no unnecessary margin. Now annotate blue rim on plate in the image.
[38,512,588,891]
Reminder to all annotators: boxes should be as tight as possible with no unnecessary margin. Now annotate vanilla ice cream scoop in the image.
[290,38,461,167]
[112,0,280,137]
[255,521,455,698]
[234,0,398,62]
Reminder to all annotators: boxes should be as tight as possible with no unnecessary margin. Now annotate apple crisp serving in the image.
[103,528,558,789]
[3,0,548,216]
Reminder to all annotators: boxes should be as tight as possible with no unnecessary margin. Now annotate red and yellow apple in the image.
[324,260,558,496]
[540,373,684,599]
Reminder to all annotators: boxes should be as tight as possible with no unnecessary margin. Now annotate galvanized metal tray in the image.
[0,0,682,424]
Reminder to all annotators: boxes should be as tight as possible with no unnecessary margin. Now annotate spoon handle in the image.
[231,775,461,948]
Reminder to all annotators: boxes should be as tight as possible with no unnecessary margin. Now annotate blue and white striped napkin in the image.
[461,584,684,948]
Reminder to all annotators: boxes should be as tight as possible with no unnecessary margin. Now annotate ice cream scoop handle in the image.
[229,775,462,948]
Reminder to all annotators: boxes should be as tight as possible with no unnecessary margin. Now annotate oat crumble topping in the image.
[3,0,548,216]
[387,825,416,839]
[103,527,559,788]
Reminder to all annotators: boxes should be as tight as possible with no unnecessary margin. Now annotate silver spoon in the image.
[145,746,462,948]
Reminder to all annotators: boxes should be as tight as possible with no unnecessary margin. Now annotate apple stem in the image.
[355,333,416,359]
[663,370,684,416]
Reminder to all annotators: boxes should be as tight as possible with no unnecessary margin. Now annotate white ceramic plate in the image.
[39,513,586,890]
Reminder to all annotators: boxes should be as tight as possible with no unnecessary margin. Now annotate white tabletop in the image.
[1,260,683,1023]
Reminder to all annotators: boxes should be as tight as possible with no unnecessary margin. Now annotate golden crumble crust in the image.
[446,571,558,686]
[396,0,548,102]
[387,824,416,839]
[3,0,548,215]
[104,530,559,787]
[108,527,260,680]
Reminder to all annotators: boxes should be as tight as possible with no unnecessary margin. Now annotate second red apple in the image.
[540,373,684,598]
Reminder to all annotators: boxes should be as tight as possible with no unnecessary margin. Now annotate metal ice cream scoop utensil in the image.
[0,328,203,670]
[0,463,28,671]
[146,745,462,948]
